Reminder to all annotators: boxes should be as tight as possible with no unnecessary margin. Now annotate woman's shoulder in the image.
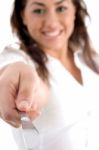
[0,43,34,69]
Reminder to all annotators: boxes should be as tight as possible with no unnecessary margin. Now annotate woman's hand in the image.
[0,62,49,127]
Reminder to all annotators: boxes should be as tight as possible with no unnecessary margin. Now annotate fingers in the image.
[0,100,21,128]
[16,64,39,112]
[0,62,24,127]
[15,64,49,122]
[15,62,49,111]
[2,109,21,128]
[0,77,21,127]
[27,110,42,120]
[0,62,49,127]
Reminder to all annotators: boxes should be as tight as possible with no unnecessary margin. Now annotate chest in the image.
[46,61,99,126]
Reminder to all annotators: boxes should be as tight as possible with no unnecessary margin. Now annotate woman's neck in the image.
[47,49,83,85]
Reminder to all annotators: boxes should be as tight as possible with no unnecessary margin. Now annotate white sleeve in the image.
[0,45,34,69]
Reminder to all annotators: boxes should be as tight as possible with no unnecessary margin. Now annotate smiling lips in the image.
[42,30,62,39]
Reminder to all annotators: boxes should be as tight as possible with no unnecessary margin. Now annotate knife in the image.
[20,112,40,150]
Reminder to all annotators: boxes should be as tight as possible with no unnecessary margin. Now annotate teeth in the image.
[44,31,60,37]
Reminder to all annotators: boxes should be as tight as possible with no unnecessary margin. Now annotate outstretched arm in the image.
[0,48,49,127]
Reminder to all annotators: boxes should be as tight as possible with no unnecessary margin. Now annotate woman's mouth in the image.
[42,30,62,39]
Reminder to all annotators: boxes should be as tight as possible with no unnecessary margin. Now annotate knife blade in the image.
[20,112,40,150]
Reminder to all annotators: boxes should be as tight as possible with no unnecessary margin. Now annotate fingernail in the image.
[18,101,31,110]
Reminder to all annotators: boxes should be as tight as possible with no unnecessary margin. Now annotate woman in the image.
[0,0,99,149]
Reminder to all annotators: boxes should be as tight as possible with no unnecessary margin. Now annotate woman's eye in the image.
[56,6,67,13]
[33,9,45,15]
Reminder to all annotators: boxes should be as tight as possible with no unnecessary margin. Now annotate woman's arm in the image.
[0,46,49,127]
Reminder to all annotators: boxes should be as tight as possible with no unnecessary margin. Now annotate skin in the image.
[0,62,49,127]
[22,0,82,83]
[22,0,76,59]
[0,0,82,127]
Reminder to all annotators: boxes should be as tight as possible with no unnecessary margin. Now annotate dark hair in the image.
[10,0,99,81]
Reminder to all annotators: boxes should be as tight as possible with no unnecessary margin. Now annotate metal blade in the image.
[20,112,40,150]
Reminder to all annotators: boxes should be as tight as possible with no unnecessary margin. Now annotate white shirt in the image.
[0,44,99,150]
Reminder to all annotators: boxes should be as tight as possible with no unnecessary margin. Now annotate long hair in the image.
[11,0,48,81]
[10,0,99,81]
[70,0,99,73]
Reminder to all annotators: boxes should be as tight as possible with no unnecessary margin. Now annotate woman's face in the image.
[22,0,76,53]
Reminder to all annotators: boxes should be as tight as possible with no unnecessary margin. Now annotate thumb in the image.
[16,100,32,112]
[16,65,38,112]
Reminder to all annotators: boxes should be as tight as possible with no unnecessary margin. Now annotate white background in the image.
[0,0,99,150]
[0,1,21,149]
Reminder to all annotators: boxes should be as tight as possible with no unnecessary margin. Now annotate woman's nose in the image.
[43,12,59,30]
